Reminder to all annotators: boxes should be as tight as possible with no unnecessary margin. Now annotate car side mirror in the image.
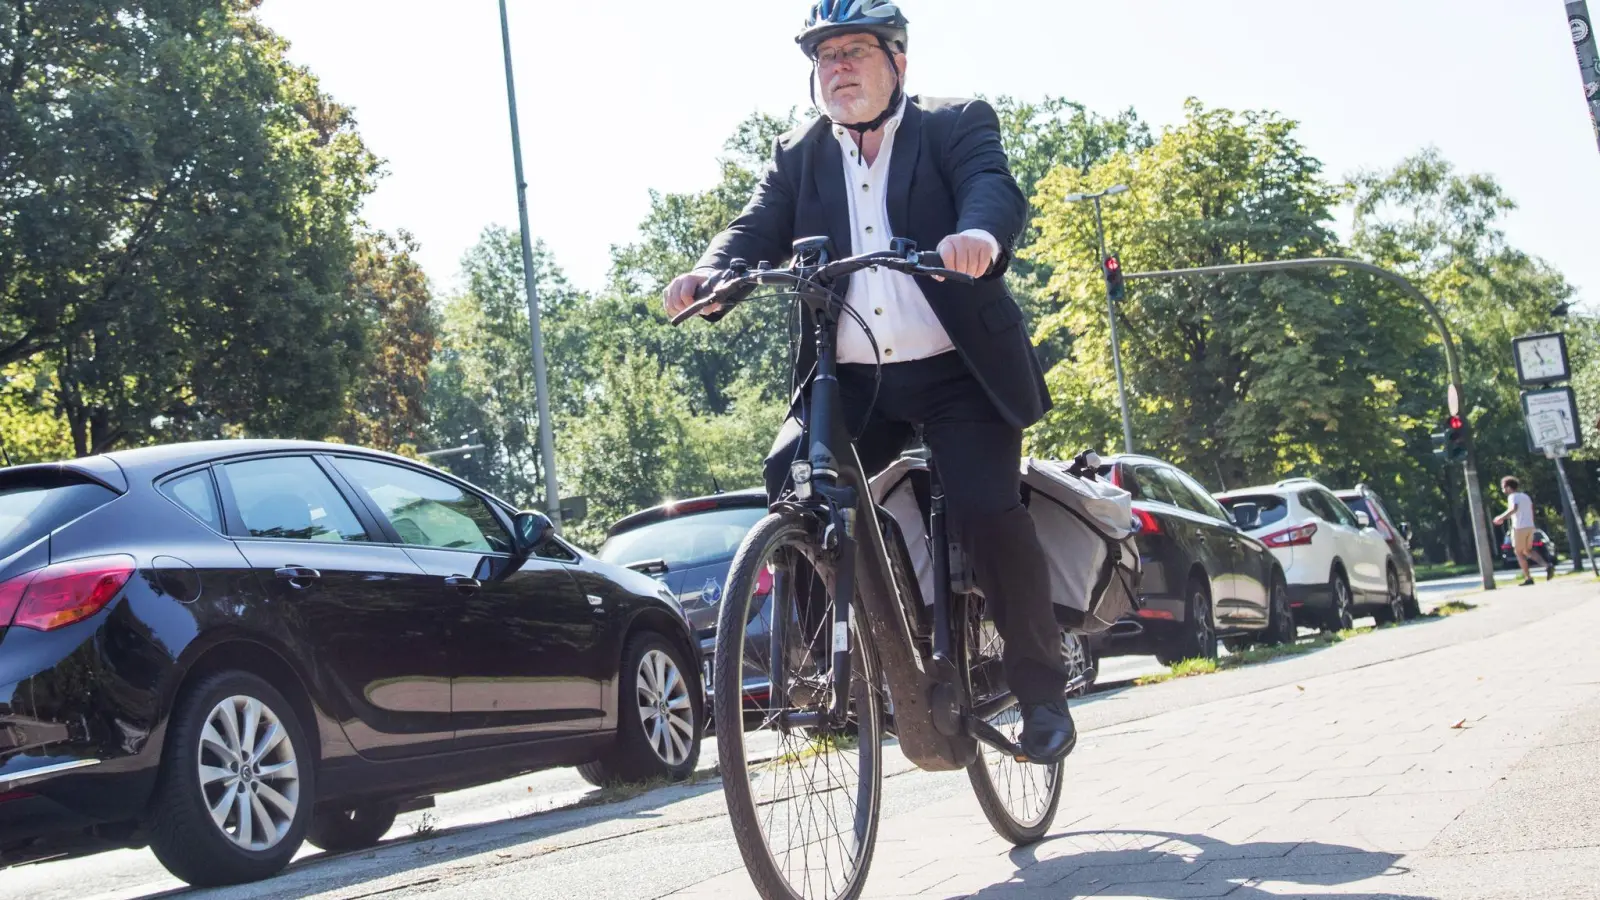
[1353,511,1372,529]
[513,510,555,556]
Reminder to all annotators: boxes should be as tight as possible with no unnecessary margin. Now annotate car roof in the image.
[1,440,451,494]
[606,489,767,537]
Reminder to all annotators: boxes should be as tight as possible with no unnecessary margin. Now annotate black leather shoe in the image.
[1018,699,1077,764]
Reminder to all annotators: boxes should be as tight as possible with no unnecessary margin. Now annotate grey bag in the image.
[1019,455,1141,635]
[869,452,1141,635]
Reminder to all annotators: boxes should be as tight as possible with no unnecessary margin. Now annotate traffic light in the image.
[1444,414,1469,463]
[1103,254,1126,301]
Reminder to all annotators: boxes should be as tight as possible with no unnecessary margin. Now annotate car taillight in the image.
[0,791,34,804]
[1132,507,1162,536]
[1262,522,1318,548]
[1,555,136,632]
[754,566,775,598]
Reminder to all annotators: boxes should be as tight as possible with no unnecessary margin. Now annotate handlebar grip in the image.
[913,251,945,269]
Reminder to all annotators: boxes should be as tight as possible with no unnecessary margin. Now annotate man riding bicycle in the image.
[664,0,1075,765]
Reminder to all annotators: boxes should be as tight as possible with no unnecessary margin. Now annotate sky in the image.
[256,0,1600,308]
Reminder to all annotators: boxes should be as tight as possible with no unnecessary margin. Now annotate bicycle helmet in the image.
[797,0,909,59]
[798,1,910,136]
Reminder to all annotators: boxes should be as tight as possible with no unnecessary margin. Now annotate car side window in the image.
[159,470,224,532]
[1173,470,1230,522]
[332,458,512,554]
[1132,466,1177,506]
[1324,491,1359,527]
[225,457,369,542]
[1299,490,1331,522]
[1155,468,1205,515]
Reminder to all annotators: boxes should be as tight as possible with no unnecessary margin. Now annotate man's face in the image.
[815,33,905,125]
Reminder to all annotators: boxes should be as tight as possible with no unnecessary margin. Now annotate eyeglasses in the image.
[816,44,882,68]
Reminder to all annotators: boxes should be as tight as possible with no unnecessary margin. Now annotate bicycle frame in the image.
[769,238,986,773]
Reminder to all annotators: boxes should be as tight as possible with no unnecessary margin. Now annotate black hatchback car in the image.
[1096,455,1296,664]
[0,441,702,886]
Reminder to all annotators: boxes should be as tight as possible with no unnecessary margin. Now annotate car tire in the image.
[1262,570,1297,646]
[145,670,314,887]
[1373,566,1405,626]
[1322,571,1355,633]
[1156,578,1217,665]
[1401,583,1422,620]
[578,633,701,786]
[305,801,399,853]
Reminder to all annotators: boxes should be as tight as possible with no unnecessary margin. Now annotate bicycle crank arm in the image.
[969,716,1029,763]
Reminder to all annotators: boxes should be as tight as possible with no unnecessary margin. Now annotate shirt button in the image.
[865,226,874,234]
[874,307,884,315]
[861,183,869,191]
[884,348,895,358]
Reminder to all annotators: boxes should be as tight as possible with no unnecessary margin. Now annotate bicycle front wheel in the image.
[715,511,884,900]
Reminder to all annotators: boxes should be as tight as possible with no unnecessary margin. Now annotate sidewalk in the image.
[671,578,1600,899]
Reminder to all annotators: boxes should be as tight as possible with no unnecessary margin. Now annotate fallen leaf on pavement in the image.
[1450,718,1468,729]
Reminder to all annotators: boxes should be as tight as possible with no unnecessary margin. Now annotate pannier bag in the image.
[868,451,1141,635]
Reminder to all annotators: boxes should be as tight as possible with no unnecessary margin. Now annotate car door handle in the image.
[445,575,482,594]
[274,566,321,589]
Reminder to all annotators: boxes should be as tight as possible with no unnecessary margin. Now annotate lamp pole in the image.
[1065,185,1134,454]
[498,0,562,527]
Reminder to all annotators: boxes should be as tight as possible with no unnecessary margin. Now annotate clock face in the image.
[1519,337,1566,381]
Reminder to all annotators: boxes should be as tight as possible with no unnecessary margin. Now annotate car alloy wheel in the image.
[198,695,301,853]
[637,648,695,766]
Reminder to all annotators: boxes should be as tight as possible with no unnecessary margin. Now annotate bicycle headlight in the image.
[791,460,814,500]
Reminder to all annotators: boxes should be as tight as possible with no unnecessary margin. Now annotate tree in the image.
[606,110,800,415]
[332,231,437,456]
[1,0,379,455]
[1348,150,1588,560]
[426,228,590,508]
[1028,101,1426,494]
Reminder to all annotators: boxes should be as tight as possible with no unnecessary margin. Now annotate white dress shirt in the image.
[830,100,1000,365]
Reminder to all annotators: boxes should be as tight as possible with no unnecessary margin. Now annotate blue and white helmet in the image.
[797,0,909,59]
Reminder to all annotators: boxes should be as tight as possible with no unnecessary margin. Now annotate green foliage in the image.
[1028,101,1424,491]
[1,0,379,456]
[332,231,438,457]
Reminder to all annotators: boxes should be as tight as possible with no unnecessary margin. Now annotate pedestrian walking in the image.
[1493,475,1555,585]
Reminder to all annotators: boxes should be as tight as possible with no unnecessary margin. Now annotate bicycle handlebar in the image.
[668,250,976,327]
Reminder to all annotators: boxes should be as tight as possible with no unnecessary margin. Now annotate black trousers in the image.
[763,352,1070,706]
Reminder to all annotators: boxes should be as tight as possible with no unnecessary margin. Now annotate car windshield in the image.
[599,506,765,570]
[0,479,119,560]
[1218,494,1288,529]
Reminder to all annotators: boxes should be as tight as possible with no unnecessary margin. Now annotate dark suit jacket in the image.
[696,96,1052,429]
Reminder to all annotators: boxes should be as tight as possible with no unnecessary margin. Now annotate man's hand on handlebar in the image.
[933,233,995,282]
[664,271,721,319]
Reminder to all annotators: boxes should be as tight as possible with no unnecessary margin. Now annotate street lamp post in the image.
[1064,185,1134,454]
[498,0,562,529]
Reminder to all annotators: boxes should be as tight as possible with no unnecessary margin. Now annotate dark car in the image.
[597,490,774,715]
[1499,527,1560,569]
[1335,485,1421,618]
[1095,455,1295,664]
[0,441,703,887]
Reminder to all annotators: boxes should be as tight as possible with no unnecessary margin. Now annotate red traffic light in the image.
[1448,415,1464,430]
[1104,256,1121,273]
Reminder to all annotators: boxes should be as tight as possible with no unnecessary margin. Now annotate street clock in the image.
[1513,332,1570,385]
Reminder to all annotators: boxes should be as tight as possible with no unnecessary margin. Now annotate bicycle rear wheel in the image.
[715,512,884,900]
[962,609,1064,845]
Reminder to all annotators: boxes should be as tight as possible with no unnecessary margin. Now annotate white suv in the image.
[1215,478,1402,631]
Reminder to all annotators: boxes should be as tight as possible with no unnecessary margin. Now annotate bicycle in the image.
[670,236,1095,900]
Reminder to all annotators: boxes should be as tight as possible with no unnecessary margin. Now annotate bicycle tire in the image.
[961,610,1064,845]
[715,511,884,900]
